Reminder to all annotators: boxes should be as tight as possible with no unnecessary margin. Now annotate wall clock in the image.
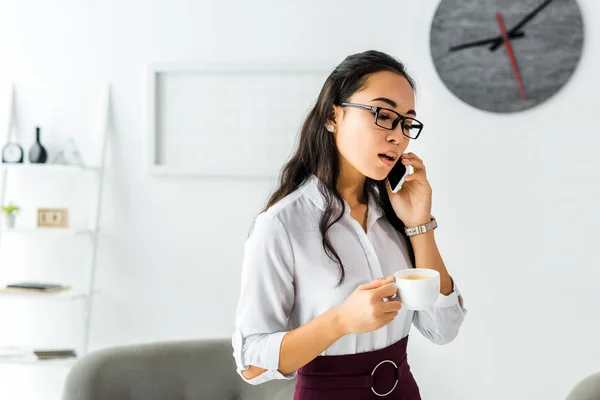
[430,0,584,113]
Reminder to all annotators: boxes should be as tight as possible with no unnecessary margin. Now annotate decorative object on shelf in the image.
[1,202,20,229]
[28,126,48,163]
[2,142,24,164]
[37,208,68,228]
[430,0,584,113]
[1,281,70,294]
[52,137,86,167]
[2,84,24,163]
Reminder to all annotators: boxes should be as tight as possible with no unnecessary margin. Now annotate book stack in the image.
[0,282,70,294]
[34,349,77,360]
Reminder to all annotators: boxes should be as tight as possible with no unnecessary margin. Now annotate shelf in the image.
[0,287,89,301]
[0,357,77,366]
[0,354,77,367]
[0,228,96,236]
[0,163,99,172]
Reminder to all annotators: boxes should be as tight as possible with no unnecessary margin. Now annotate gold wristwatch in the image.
[404,216,437,237]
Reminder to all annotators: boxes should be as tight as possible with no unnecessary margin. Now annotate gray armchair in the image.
[62,338,295,400]
[566,372,600,400]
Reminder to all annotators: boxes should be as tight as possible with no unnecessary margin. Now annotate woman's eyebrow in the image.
[371,97,397,108]
[371,97,417,116]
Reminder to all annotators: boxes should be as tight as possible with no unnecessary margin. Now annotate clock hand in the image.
[496,12,527,100]
[449,31,525,52]
[490,0,555,51]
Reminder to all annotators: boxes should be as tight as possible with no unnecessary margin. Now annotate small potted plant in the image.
[1,202,20,229]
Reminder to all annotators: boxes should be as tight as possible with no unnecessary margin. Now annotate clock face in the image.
[430,0,584,113]
[2,143,24,163]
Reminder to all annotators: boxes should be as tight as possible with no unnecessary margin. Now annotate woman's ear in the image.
[332,104,344,123]
[325,105,343,133]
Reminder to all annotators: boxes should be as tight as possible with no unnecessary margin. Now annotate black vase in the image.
[28,127,48,164]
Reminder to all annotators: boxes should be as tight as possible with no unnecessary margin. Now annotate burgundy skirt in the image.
[294,336,421,399]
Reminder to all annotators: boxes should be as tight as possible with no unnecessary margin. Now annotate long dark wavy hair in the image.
[264,50,417,285]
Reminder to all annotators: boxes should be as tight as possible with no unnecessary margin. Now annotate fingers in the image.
[400,153,428,184]
[382,299,402,313]
[401,152,423,165]
[358,276,394,291]
[404,170,426,183]
[373,281,398,299]
[401,153,426,173]
[357,278,384,291]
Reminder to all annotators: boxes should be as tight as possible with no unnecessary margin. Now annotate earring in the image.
[326,124,335,132]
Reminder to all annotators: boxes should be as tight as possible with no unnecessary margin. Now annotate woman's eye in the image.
[378,114,391,120]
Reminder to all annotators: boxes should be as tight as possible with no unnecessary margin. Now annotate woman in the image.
[232,50,466,399]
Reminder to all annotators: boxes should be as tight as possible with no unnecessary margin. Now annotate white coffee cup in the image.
[393,268,440,310]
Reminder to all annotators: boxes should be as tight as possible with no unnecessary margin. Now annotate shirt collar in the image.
[302,175,384,223]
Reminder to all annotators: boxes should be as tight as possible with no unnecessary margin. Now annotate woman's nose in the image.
[386,130,408,144]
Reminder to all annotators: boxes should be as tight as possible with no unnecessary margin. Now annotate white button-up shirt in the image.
[232,175,466,385]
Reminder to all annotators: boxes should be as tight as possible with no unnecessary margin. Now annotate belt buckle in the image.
[371,359,398,397]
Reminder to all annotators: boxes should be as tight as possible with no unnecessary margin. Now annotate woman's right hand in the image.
[335,276,402,335]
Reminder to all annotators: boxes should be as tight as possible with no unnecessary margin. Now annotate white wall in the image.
[1,0,599,399]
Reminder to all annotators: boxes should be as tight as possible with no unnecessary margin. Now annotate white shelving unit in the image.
[0,84,111,365]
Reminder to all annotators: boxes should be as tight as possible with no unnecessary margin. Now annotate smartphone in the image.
[387,161,413,193]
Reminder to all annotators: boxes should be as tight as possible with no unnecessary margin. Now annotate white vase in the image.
[2,213,16,229]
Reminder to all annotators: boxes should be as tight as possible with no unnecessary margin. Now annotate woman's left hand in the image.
[385,152,433,227]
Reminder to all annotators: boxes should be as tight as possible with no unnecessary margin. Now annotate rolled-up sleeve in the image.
[412,279,467,345]
[232,212,296,385]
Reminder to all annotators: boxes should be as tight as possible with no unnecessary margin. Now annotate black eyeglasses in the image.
[340,102,424,140]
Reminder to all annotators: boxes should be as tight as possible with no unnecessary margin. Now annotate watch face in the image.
[430,0,584,113]
[2,143,24,163]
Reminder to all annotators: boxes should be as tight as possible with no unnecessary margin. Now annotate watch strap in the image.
[405,216,437,236]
